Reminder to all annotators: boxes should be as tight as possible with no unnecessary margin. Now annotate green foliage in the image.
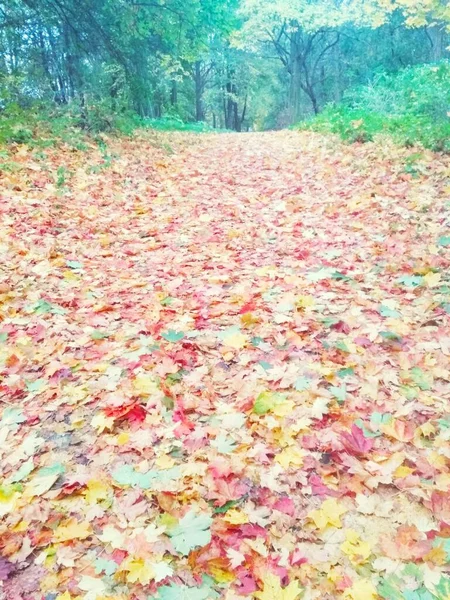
[143,117,219,132]
[299,61,450,151]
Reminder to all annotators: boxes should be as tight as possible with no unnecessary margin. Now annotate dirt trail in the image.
[1,131,449,599]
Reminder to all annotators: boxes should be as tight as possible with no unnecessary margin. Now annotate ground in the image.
[0,130,450,600]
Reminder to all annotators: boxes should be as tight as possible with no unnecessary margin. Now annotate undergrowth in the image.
[0,103,219,150]
[297,61,450,152]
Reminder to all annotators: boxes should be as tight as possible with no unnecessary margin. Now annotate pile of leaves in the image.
[0,129,449,600]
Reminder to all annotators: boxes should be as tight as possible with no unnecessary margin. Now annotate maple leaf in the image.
[120,556,155,584]
[341,529,371,564]
[162,330,185,342]
[342,579,378,600]
[253,391,286,415]
[152,581,219,600]
[25,463,65,497]
[309,498,347,530]
[168,510,212,555]
[275,446,304,469]
[218,326,248,349]
[254,573,302,600]
[78,575,107,599]
[341,424,374,455]
[54,519,92,542]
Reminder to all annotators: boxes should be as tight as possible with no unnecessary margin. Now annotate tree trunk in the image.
[194,61,205,121]
[288,31,302,123]
[170,80,177,106]
[428,25,445,61]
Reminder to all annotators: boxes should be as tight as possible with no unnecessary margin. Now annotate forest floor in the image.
[1,130,450,600]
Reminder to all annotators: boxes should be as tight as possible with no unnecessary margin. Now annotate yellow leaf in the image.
[254,572,302,600]
[54,519,92,542]
[116,432,130,446]
[220,329,248,349]
[296,295,315,309]
[98,525,125,549]
[272,400,295,417]
[133,373,159,396]
[394,465,415,478]
[209,565,236,583]
[0,487,20,517]
[309,498,347,530]
[85,480,111,504]
[423,272,441,288]
[342,579,378,600]
[223,509,249,525]
[275,447,304,469]
[120,557,155,585]
[241,312,259,326]
[91,413,115,433]
[341,530,371,564]
[155,454,176,469]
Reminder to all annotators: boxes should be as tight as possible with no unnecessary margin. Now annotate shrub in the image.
[297,61,450,152]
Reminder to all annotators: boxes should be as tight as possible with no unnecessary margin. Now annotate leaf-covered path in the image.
[1,131,450,600]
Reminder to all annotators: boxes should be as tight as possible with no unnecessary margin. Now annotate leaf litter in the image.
[0,130,449,599]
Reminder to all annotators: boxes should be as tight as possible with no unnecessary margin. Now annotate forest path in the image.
[1,130,450,599]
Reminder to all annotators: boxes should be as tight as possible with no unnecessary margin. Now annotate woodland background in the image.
[0,0,449,147]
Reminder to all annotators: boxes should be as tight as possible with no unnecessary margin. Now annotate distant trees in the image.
[239,0,450,122]
[0,0,449,130]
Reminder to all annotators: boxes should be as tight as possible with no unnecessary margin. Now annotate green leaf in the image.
[66,260,83,269]
[25,378,46,393]
[112,465,155,489]
[435,576,450,597]
[0,407,26,428]
[331,271,352,281]
[8,458,34,483]
[370,412,392,428]
[253,391,286,415]
[90,330,110,340]
[335,340,350,352]
[379,304,401,318]
[437,236,450,247]
[160,296,174,306]
[167,510,212,555]
[377,576,404,600]
[409,367,432,390]
[294,376,311,390]
[95,557,118,576]
[336,367,354,378]
[152,581,219,600]
[380,330,402,341]
[354,418,380,438]
[32,299,66,315]
[329,384,346,403]
[37,463,65,478]
[212,499,239,514]
[112,465,181,489]
[0,332,8,343]
[161,330,185,343]
[397,275,423,287]
[403,588,435,600]
[400,385,418,400]
[211,435,236,453]
[258,361,272,371]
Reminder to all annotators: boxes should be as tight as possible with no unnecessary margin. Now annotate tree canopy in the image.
[1,0,449,130]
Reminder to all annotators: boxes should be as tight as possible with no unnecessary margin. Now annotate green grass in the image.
[297,61,450,152]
